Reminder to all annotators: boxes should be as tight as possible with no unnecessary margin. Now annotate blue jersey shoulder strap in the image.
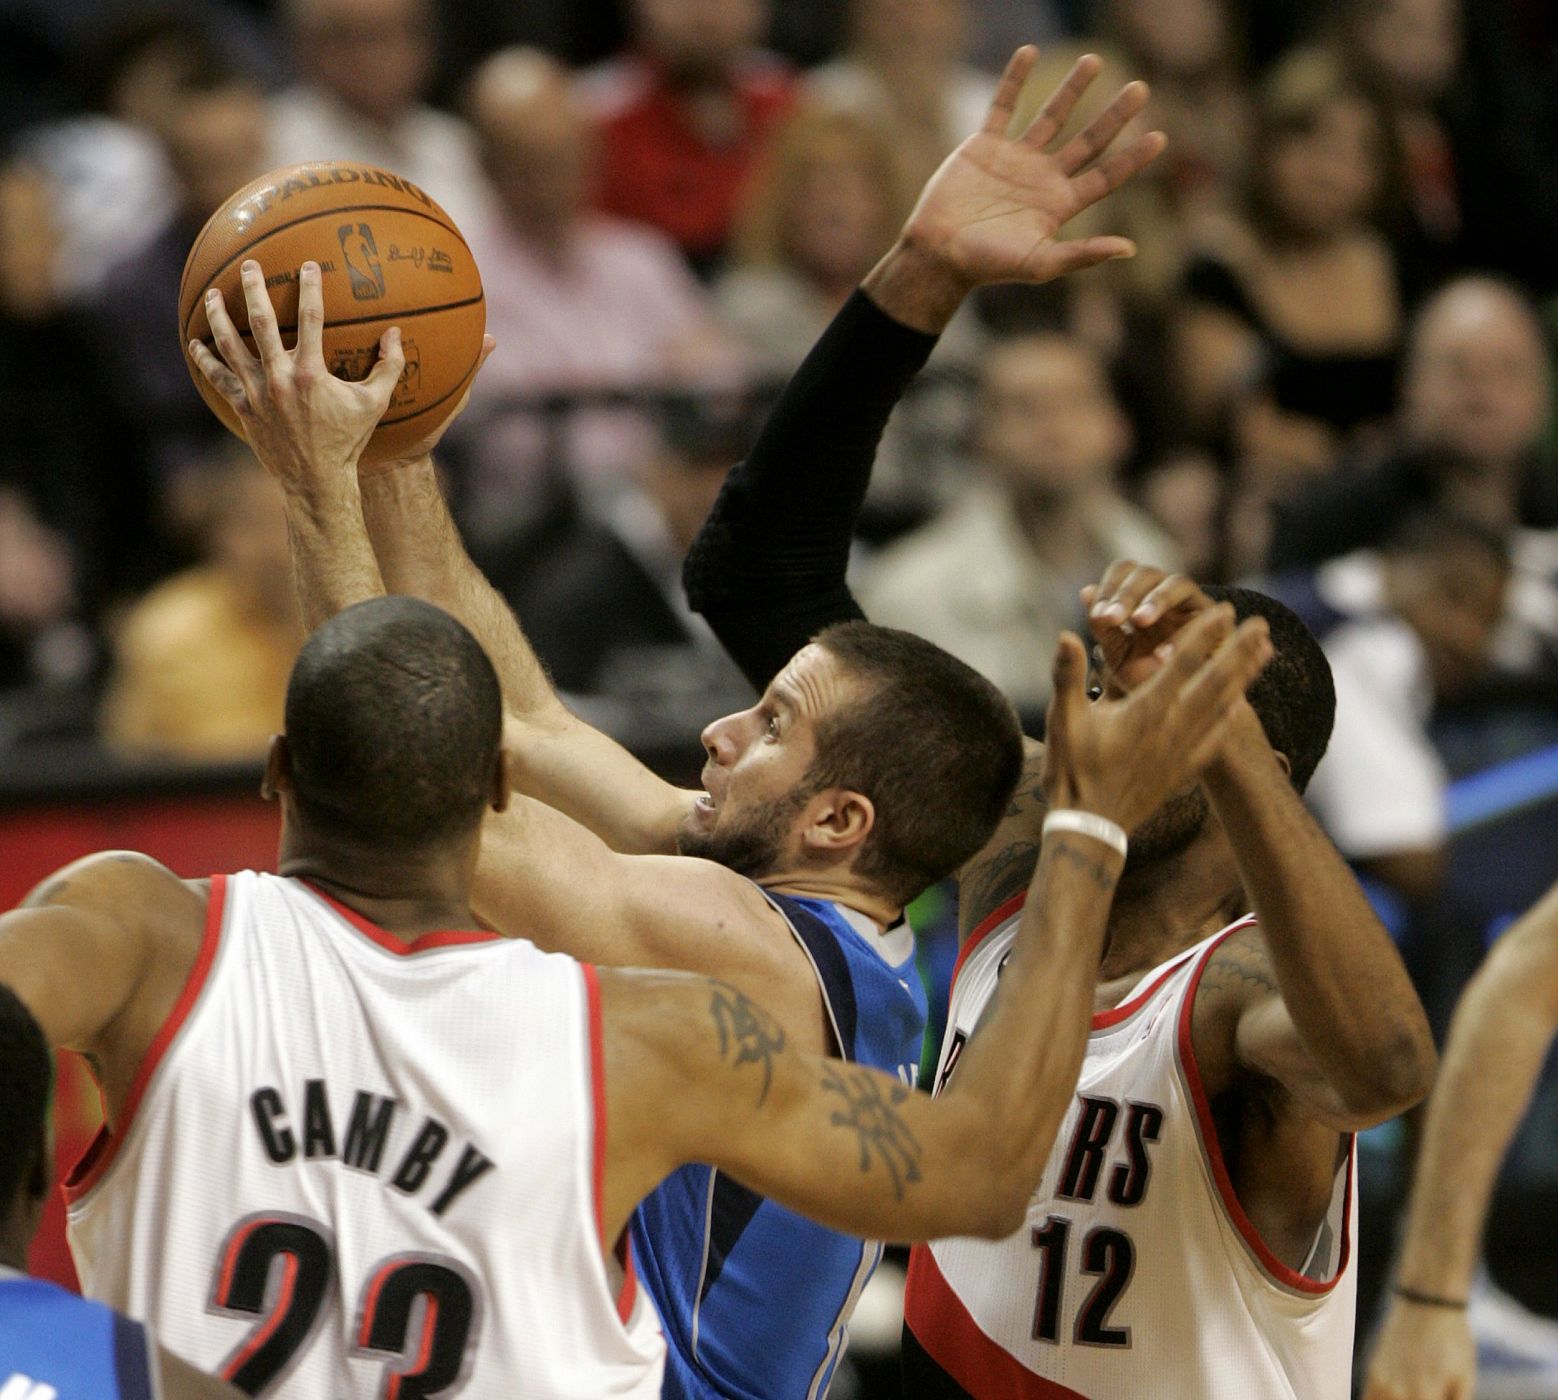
[632,892,928,1399]
[0,1274,155,1398]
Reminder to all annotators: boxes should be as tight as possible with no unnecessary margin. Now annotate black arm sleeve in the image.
[682,290,941,691]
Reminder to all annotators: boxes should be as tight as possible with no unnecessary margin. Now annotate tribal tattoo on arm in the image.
[818,1062,923,1201]
[708,979,787,1105]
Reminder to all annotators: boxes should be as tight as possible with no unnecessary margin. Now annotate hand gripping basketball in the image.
[191,260,407,492]
[1041,605,1273,831]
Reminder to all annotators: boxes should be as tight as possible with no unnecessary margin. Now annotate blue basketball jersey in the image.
[632,891,928,1399]
[0,1270,156,1398]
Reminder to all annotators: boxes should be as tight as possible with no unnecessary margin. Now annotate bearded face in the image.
[676,784,810,879]
[1124,786,1211,873]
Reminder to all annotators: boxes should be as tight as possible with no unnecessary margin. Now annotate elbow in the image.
[1338,1026,1438,1126]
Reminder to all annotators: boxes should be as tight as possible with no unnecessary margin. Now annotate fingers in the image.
[1131,575,1212,628]
[981,44,1042,136]
[1043,631,1090,756]
[361,327,406,411]
[1019,53,1102,149]
[1054,79,1149,175]
[188,339,250,420]
[202,286,261,402]
[239,260,287,373]
[1176,616,1272,722]
[1030,236,1137,280]
[294,261,325,366]
[1069,130,1168,209]
[1090,561,1171,628]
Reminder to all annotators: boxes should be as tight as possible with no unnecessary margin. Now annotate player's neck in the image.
[758,871,899,928]
[278,842,481,940]
[1098,839,1245,982]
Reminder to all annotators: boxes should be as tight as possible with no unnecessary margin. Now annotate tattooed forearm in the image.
[819,1063,923,1200]
[1047,837,1120,894]
[708,980,787,1105]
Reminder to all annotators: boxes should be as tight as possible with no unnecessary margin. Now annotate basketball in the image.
[178,161,486,468]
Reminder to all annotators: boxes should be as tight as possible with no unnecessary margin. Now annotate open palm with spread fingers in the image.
[188,260,406,492]
[901,45,1166,287]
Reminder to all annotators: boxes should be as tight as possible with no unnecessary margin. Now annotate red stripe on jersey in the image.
[300,880,501,955]
[951,894,1237,1032]
[63,873,228,1204]
[580,963,639,1326]
[903,1245,1091,1399]
[1176,927,1355,1295]
[950,893,1027,990]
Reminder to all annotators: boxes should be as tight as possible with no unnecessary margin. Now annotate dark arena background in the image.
[1,0,1557,1395]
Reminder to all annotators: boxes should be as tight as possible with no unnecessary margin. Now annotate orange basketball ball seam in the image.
[190,291,485,346]
[178,204,468,340]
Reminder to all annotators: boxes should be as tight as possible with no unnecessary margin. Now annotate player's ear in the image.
[490,750,512,814]
[261,734,292,802]
[1272,748,1292,781]
[802,788,875,855]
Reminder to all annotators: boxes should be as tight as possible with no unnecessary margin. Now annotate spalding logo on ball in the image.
[179,161,486,468]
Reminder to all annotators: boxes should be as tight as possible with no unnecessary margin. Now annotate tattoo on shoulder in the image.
[1004,770,1049,821]
[1200,931,1280,1006]
[21,852,142,909]
[708,981,787,1106]
[819,1063,923,1200]
[962,841,1040,930]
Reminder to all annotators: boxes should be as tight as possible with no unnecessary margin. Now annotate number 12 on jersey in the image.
[1031,1216,1135,1348]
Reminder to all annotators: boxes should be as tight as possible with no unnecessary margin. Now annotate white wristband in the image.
[1042,809,1128,859]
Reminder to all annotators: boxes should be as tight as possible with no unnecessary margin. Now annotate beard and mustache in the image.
[676,784,812,879]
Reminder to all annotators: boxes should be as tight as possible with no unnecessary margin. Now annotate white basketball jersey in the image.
[65,871,665,1397]
[904,898,1357,1399]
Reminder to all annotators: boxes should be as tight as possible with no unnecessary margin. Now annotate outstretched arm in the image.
[358,459,695,853]
[1364,881,1558,1400]
[192,262,696,856]
[685,46,1164,689]
[604,607,1274,1243]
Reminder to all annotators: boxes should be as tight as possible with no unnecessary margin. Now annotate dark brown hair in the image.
[808,622,1025,905]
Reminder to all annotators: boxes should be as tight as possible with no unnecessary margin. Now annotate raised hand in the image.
[1362,1302,1476,1400]
[1042,604,1272,832]
[1083,560,1217,697]
[899,46,1166,290]
[190,260,405,495]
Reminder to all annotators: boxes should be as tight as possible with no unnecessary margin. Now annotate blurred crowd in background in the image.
[1,0,1557,1387]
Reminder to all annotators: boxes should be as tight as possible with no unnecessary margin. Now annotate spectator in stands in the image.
[804,0,995,193]
[17,13,211,300]
[493,391,760,723]
[860,334,1177,712]
[454,47,745,546]
[1334,0,1464,297]
[0,156,139,684]
[580,0,795,275]
[1003,0,1249,324]
[87,52,269,491]
[101,448,300,762]
[1269,277,1558,590]
[716,101,983,530]
[267,0,489,234]
[1300,513,1511,902]
[1173,47,1404,442]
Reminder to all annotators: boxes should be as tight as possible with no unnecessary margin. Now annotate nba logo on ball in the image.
[339,223,386,300]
